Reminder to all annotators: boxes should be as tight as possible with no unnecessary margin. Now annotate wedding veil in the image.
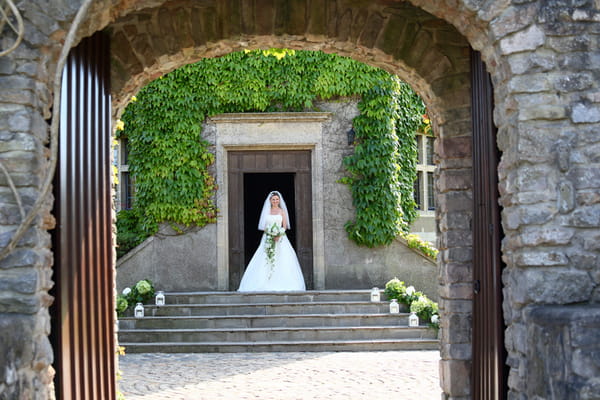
[257,191,291,231]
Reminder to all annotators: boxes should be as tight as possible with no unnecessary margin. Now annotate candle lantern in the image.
[155,291,165,306]
[370,287,380,302]
[134,302,144,318]
[408,311,419,327]
[389,299,399,314]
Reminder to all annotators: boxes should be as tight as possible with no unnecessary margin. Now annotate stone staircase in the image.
[118,290,439,353]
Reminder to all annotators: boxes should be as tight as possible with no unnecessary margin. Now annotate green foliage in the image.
[383,278,421,307]
[116,295,128,316]
[116,208,151,258]
[402,233,439,260]
[118,49,428,253]
[117,279,156,315]
[410,296,439,327]
[384,277,439,331]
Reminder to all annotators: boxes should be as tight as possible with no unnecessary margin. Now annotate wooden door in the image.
[228,150,313,289]
[471,50,508,399]
[50,32,115,400]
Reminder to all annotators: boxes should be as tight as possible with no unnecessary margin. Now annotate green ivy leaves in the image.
[118,49,426,255]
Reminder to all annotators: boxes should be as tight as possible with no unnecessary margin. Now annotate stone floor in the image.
[119,350,441,400]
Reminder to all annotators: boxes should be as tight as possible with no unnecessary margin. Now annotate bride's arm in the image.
[281,210,289,230]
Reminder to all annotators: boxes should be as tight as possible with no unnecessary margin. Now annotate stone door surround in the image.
[211,112,331,290]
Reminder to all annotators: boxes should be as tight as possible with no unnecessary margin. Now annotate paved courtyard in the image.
[119,350,441,400]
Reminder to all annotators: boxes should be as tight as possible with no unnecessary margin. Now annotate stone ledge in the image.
[209,112,332,124]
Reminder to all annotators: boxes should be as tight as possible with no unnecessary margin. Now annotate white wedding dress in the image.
[238,214,306,291]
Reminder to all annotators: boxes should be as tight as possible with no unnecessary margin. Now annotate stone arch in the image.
[96,2,478,398]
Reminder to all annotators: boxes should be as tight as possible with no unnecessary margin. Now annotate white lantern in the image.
[408,311,419,327]
[370,287,380,302]
[134,302,144,318]
[155,291,165,306]
[389,299,399,314]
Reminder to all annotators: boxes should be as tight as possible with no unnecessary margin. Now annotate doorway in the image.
[228,150,313,290]
[243,173,296,265]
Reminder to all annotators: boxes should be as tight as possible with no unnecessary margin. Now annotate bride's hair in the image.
[258,190,291,231]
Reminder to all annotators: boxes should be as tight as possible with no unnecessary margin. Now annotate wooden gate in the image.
[50,32,115,400]
[228,150,313,289]
[471,50,508,399]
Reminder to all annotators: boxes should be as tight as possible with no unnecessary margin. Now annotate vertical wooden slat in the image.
[471,50,507,400]
[51,32,115,400]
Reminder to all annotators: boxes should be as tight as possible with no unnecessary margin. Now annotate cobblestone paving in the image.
[119,351,441,400]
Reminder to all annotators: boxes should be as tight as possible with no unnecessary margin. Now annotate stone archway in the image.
[99,2,478,398]
[3,0,599,399]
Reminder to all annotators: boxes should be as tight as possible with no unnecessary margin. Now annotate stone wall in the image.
[1,0,599,399]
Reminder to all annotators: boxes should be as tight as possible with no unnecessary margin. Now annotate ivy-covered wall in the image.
[117,49,433,257]
[116,99,438,297]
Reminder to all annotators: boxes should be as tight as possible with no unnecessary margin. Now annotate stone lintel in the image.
[210,112,332,124]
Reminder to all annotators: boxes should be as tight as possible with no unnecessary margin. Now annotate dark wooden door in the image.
[228,150,313,289]
[471,50,508,400]
[50,33,115,400]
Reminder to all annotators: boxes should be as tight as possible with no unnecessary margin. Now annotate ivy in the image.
[118,49,428,255]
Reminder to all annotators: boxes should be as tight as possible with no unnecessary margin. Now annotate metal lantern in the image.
[134,302,144,318]
[389,299,399,314]
[408,311,419,327]
[370,287,380,302]
[155,291,165,306]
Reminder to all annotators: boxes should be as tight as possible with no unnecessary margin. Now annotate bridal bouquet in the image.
[265,222,286,273]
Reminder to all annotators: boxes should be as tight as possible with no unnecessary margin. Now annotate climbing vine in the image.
[117,49,428,256]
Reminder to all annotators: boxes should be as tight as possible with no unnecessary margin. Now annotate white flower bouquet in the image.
[265,222,286,274]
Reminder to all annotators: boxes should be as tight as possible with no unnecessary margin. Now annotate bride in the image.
[238,191,306,292]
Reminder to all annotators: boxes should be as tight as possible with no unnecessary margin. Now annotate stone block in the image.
[572,103,600,123]
[524,304,600,399]
[0,249,44,270]
[519,226,574,246]
[569,206,600,227]
[490,4,538,39]
[567,167,600,190]
[509,74,553,93]
[438,230,472,249]
[437,169,472,192]
[437,191,473,213]
[439,263,472,284]
[441,343,472,360]
[440,247,472,264]
[557,180,576,213]
[437,136,471,159]
[509,268,594,304]
[439,282,473,301]
[499,25,545,55]
[440,359,471,396]
[518,104,567,121]
[555,72,594,92]
[547,35,591,53]
[0,268,38,294]
[508,50,556,74]
[438,211,471,232]
[514,250,568,267]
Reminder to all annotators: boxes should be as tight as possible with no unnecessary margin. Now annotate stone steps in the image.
[118,339,439,353]
[118,313,410,329]
[119,325,436,342]
[118,290,439,353]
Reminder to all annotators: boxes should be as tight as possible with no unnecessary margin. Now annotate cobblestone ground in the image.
[119,351,441,400]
